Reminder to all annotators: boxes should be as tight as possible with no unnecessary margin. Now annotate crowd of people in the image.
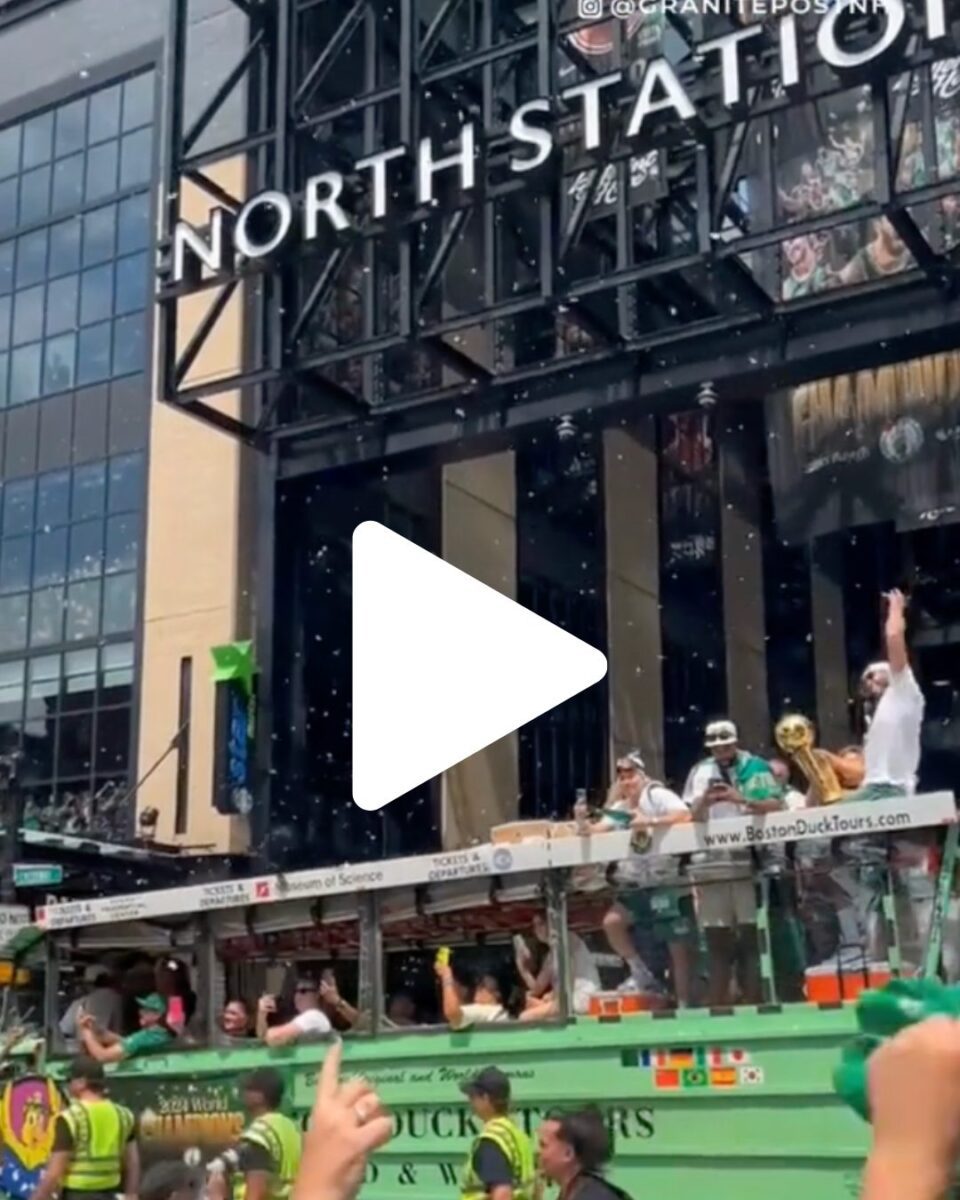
[54,591,932,1049]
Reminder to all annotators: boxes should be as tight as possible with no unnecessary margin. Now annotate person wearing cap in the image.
[28,1056,138,1200]
[257,976,333,1046]
[683,719,783,1006]
[577,751,695,1005]
[855,589,924,800]
[208,1069,302,1200]
[78,991,175,1061]
[59,968,122,1053]
[459,1068,535,1200]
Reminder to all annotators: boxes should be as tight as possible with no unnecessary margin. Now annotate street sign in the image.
[13,863,63,888]
[0,904,31,955]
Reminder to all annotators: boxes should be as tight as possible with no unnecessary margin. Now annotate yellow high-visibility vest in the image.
[61,1099,134,1193]
[232,1112,302,1200]
[461,1116,535,1200]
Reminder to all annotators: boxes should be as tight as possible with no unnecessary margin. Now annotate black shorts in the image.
[62,1187,119,1200]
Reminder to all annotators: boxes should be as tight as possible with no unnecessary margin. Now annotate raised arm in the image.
[884,589,909,676]
[435,964,465,1027]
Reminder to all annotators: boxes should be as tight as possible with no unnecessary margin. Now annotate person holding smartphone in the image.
[257,977,332,1047]
[683,720,784,1007]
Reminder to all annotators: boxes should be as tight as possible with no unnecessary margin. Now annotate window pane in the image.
[27,654,59,720]
[45,274,78,336]
[55,98,87,159]
[0,660,24,720]
[82,205,115,267]
[63,647,96,710]
[0,295,10,351]
[19,165,51,221]
[37,469,70,527]
[88,86,121,144]
[2,479,33,534]
[0,536,30,593]
[117,193,149,254]
[30,584,63,646]
[0,593,27,651]
[77,321,111,385]
[119,128,151,189]
[58,711,93,777]
[21,112,53,169]
[0,351,8,408]
[107,453,143,512]
[0,178,18,232]
[122,73,153,132]
[112,314,144,376]
[33,525,67,585]
[49,219,81,276]
[66,578,100,640]
[52,153,84,212]
[43,332,76,395]
[96,706,130,773]
[0,126,20,178]
[80,264,112,325]
[16,230,47,287]
[102,571,134,634]
[72,461,106,520]
[9,343,41,405]
[22,719,53,782]
[68,518,103,579]
[114,252,146,315]
[85,141,118,203]
[13,286,44,346]
[105,513,137,573]
[101,640,133,700]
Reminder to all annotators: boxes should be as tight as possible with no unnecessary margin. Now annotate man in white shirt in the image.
[257,977,333,1046]
[59,968,122,1052]
[855,590,924,800]
[435,962,509,1028]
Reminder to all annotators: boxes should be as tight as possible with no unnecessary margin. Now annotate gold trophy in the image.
[775,714,845,805]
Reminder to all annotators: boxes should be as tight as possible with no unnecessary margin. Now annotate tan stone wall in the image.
[136,160,252,852]
[440,452,519,847]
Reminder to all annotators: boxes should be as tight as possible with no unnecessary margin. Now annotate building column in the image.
[441,452,519,847]
[810,535,851,747]
[718,405,771,752]
[603,421,666,779]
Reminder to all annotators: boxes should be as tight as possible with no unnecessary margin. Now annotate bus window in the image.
[378,882,561,1029]
[219,906,361,1044]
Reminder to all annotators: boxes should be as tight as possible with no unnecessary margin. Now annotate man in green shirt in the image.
[683,719,784,1006]
[79,992,175,1061]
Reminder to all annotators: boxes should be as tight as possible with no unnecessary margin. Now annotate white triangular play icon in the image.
[352,521,608,811]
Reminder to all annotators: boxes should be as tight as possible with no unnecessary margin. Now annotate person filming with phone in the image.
[257,976,333,1046]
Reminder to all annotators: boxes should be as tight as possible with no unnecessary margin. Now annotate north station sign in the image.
[169,0,951,285]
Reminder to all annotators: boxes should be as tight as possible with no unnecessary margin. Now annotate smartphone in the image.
[167,995,185,1029]
[435,946,451,969]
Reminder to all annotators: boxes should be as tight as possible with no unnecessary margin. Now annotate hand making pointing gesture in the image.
[292,1039,393,1200]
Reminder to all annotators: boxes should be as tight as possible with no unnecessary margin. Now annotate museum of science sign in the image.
[169,0,950,285]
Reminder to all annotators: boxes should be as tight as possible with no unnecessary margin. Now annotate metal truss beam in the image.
[156,0,960,455]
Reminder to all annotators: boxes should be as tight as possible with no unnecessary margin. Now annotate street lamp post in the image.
[0,754,23,905]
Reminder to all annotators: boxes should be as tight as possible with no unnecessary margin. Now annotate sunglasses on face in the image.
[295,986,316,995]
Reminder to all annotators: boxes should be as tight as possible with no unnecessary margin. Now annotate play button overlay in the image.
[352,521,608,811]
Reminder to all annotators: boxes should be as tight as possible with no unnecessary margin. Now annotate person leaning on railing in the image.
[77,992,174,1062]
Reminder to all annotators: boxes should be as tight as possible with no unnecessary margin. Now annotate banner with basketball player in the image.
[766,350,960,542]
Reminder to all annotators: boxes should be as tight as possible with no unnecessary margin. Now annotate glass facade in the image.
[0,69,154,842]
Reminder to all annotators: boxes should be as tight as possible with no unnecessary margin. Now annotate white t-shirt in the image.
[290,1008,333,1040]
[683,757,751,870]
[783,787,806,811]
[542,931,602,994]
[457,1003,508,1026]
[602,785,688,886]
[864,666,924,790]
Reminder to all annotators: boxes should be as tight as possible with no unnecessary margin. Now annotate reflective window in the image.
[0,73,153,840]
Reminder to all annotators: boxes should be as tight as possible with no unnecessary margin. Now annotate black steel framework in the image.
[157,0,960,469]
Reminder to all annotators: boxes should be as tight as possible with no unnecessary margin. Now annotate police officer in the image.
[210,1069,302,1200]
[29,1056,138,1200]
[460,1068,535,1200]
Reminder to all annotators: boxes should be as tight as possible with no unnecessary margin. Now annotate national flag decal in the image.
[642,1047,759,1090]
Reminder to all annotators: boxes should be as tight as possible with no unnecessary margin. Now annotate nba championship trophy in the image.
[775,714,846,805]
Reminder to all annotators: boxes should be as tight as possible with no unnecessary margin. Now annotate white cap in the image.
[704,719,738,748]
[861,661,891,683]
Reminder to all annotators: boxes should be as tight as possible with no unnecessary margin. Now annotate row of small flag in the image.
[621,1046,765,1090]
